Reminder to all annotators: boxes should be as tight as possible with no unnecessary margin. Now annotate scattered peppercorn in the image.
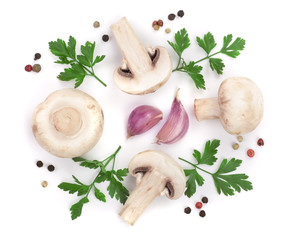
[257,138,264,146]
[201,196,208,204]
[168,13,176,21]
[184,207,191,214]
[177,10,184,17]
[34,53,41,60]
[102,34,109,42]
[195,202,203,209]
[157,19,163,27]
[237,135,243,142]
[232,143,239,150]
[153,24,160,31]
[165,28,171,34]
[32,64,41,73]
[47,164,55,172]
[41,181,48,188]
[152,20,158,26]
[36,160,43,168]
[93,21,100,28]
[247,149,255,157]
[25,64,32,72]
[199,210,206,217]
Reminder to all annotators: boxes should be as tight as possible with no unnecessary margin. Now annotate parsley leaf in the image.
[58,146,128,220]
[196,32,217,55]
[179,139,253,197]
[167,28,190,57]
[49,36,106,87]
[184,62,205,89]
[209,58,225,74]
[221,34,245,58]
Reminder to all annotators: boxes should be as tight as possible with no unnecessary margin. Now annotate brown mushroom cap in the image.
[218,77,263,135]
[31,89,104,158]
[128,150,186,199]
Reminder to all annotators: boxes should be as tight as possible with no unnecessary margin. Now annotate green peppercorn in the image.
[165,28,171,34]
[32,64,41,73]
[153,24,160,31]
[41,181,48,188]
[93,21,100,28]
[232,143,239,150]
[237,136,243,142]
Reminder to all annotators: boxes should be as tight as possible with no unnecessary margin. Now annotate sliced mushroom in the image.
[119,150,186,225]
[110,17,172,95]
[194,77,263,135]
[32,88,104,158]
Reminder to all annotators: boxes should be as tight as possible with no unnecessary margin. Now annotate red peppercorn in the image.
[152,20,158,26]
[257,138,264,146]
[195,202,203,209]
[247,149,255,157]
[25,65,32,72]
[157,19,163,27]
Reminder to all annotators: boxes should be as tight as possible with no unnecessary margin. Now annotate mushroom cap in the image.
[32,88,104,158]
[128,150,186,200]
[114,47,172,95]
[218,77,263,135]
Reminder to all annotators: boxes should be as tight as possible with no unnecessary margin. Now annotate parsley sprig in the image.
[178,139,253,197]
[49,36,106,88]
[58,146,129,220]
[168,29,245,90]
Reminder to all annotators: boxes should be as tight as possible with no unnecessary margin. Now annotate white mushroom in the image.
[194,77,263,135]
[110,17,172,95]
[32,88,104,158]
[119,150,186,225]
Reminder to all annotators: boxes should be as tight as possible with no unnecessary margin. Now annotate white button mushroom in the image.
[119,150,186,225]
[194,77,264,135]
[32,89,104,158]
[110,17,172,95]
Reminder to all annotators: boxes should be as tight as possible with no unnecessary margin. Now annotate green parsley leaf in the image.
[167,28,190,57]
[70,197,89,220]
[58,182,89,196]
[221,34,245,58]
[196,32,217,55]
[57,63,86,88]
[215,158,242,174]
[184,62,205,89]
[184,169,205,197]
[107,176,129,204]
[67,36,76,58]
[93,55,105,65]
[114,168,129,181]
[194,139,220,165]
[209,58,225,74]
[72,157,105,170]
[49,38,70,57]
[94,186,106,202]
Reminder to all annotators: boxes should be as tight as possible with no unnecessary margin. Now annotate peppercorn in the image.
[257,138,264,146]
[177,10,184,18]
[25,65,32,72]
[199,210,206,217]
[32,64,41,73]
[102,34,109,42]
[247,149,255,157]
[168,13,176,21]
[184,207,191,214]
[232,143,239,150]
[41,181,48,188]
[237,135,243,142]
[93,21,100,28]
[34,53,41,60]
[201,196,208,204]
[153,24,160,31]
[157,19,163,27]
[195,202,203,209]
[165,28,171,34]
[152,20,158,26]
[47,164,55,172]
[36,160,43,168]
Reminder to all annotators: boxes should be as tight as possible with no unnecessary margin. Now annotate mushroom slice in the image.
[194,77,264,135]
[119,150,186,225]
[32,88,104,158]
[110,17,172,95]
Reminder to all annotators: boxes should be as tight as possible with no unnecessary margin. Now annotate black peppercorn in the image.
[199,210,206,217]
[34,53,41,60]
[168,13,176,21]
[184,207,191,214]
[102,34,109,42]
[47,165,55,172]
[177,10,184,18]
[36,160,43,168]
[202,196,208,203]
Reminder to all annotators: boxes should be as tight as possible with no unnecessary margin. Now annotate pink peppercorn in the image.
[247,149,255,157]
[257,138,264,146]
[195,202,203,209]
[25,65,32,72]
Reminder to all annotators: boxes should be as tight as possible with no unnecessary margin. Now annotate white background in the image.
[1,0,290,239]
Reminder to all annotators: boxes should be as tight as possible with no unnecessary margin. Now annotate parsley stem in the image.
[193,51,222,65]
[194,165,213,176]
[178,157,213,176]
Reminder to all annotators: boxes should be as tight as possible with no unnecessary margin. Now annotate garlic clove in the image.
[156,89,189,144]
[127,105,163,138]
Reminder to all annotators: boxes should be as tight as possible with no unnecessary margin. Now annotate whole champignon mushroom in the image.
[110,17,172,95]
[119,150,186,225]
[32,88,104,158]
[194,77,263,135]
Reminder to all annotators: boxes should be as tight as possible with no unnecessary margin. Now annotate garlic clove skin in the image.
[156,89,189,144]
[127,105,163,138]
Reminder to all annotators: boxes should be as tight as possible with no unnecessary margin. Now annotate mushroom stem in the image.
[194,97,220,121]
[119,170,167,225]
[111,17,153,76]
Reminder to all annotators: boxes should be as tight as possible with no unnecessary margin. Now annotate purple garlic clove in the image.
[127,105,163,138]
[156,89,189,144]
